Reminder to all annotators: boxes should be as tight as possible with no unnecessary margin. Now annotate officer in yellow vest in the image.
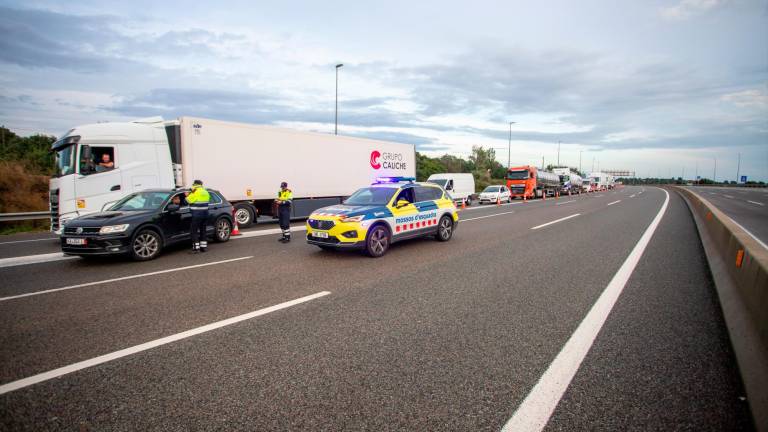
[186,179,211,253]
[276,181,293,242]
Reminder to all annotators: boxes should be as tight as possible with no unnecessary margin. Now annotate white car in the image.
[478,185,511,204]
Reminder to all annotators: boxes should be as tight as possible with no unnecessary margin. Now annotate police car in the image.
[306,177,459,257]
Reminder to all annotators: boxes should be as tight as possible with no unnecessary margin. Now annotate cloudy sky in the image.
[1,0,766,180]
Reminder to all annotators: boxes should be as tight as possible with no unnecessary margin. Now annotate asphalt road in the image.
[686,186,768,247]
[0,187,754,430]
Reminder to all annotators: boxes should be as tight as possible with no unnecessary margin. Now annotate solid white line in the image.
[555,200,575,206]
[502,189,669,432]
[728,217,768,251]
[607,200,621,206]
[0,237,57,245]
[747,200,764,206]
[0,252,75,269]
[0,291,331,395]
[234,225,306,239]
[0,256,254,302]
[530,213,580,230]
[463,211,516,222]
[459,202,524,212]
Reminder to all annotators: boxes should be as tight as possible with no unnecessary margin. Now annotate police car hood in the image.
[311,204,389,218]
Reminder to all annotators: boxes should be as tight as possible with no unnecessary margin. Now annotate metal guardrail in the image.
[0,211,50,222]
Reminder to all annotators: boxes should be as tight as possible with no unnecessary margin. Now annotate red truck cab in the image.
[506,165,536,199]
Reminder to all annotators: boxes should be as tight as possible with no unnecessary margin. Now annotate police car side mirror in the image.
[396,199,410,208]
[166,204,180,213]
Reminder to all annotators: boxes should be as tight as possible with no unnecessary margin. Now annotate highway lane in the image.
[0,186,750,430]
[686,186,768,247]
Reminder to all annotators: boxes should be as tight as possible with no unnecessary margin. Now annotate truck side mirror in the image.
[80,145,94,174]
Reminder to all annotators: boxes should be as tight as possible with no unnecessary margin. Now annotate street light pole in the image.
[579,150,582,173]
[736,153,741,183]
[714,157,717,183]
[335,63,343,135]
[557,141,561,166]
[507,122,515,169]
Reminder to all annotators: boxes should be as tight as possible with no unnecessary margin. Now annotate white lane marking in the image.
[728,217,768,251]
[0,237,57,245]
[459,202,526,212]
[629,194,636,198]
[503,189,669,432]
[0,252,75,269]
[463,211,516,222]
[0,291,331,395]
[555,200,576,206]
[747,200,764,206]
[0,256,253,302]
[531,214,580,230]
[724,195,734,199]
[607,200,621,206]
[235,225,306,238]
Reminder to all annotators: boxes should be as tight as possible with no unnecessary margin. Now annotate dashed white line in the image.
[723,195,734,199]
[0,291,332,395]
[629,194,636,198]
[531,214,580,230]
[747,200,764,206]
[0,252,75,269]
[463,211,516,222]
[503,189,669,432]
[555,200,575,206]
[0,237,57,245]
[607,200,621,206]
[0,256,254,302]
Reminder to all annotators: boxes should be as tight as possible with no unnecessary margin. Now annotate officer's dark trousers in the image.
[278,204,291,239]
[190,211,209,249]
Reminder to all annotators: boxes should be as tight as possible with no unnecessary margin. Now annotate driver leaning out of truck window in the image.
[96,153,114,172]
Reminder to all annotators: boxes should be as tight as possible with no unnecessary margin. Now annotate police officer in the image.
[186,179,211,253]
[276,181,293,242]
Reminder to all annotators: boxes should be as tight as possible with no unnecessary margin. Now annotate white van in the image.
[427,173,475,206]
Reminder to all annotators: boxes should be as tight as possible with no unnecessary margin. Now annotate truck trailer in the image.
[49,116,415,233]
[506,165,560,199]
[552,168,583,195]
[589,172,615,191]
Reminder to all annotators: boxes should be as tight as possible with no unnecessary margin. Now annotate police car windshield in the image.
[343,187,397,206]
[109,192,172,211]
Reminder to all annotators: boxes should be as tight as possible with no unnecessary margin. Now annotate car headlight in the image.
[339,215,365,223]
[99,224,130,234]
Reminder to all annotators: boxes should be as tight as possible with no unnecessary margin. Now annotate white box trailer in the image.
[589,172,615,190]
[49,116,415,231]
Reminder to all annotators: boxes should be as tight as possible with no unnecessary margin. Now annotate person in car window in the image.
[97,153,114,172]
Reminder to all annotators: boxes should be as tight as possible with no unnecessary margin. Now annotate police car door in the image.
[389,187,419,237]
[413,186,440,232]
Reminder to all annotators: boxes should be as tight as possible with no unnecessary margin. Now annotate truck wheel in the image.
[365,225,390,257]
[234,204,255,227]
[435,215,454,242]
[214,217,232,242]
[131,229,162,261]
[465,197,471,206]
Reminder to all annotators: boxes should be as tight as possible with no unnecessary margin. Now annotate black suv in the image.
[61,189,234,261]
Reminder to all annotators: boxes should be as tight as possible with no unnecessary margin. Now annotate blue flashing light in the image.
[374,176,416,184]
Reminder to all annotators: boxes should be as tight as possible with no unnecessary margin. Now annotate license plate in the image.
[312,231,329,239]
[66,238,87,245]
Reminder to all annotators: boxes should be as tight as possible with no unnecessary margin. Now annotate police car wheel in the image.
[436,216,454,242]
[214,217,232,242]
[365,225,390,257]
[130,229,162,261]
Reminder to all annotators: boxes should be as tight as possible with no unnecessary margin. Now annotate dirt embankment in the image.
[0,161,50,234]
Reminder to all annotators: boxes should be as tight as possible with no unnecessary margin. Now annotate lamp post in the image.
[507,122,516,168]
[335,63,343,135]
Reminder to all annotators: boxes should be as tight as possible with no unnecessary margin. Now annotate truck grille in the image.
[308,219,335,230]
[50,189,59,231]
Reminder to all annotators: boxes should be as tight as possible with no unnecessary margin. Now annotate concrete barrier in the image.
[676,186,768,430]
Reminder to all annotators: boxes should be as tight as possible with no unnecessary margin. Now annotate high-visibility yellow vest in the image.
[278,189,293,202]
[187,187,211,209]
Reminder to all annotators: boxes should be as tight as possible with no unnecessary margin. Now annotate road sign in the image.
[740,175,747,183]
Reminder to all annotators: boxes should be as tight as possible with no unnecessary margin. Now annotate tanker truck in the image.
[506,165,561,199]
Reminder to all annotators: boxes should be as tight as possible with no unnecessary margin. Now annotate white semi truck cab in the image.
[49,117,177,233]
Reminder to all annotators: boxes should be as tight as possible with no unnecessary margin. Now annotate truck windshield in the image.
[427,179,448,187]
[109,192,172,211]
[343,187,397,206]
[55,145,76,177]
[507,170,528,180]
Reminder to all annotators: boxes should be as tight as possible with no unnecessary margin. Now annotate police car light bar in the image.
[375,176,416,184]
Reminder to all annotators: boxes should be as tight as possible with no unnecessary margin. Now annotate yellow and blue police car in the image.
[306,177,459,257]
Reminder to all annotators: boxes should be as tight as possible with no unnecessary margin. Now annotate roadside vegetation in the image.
[0,127,56,234]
